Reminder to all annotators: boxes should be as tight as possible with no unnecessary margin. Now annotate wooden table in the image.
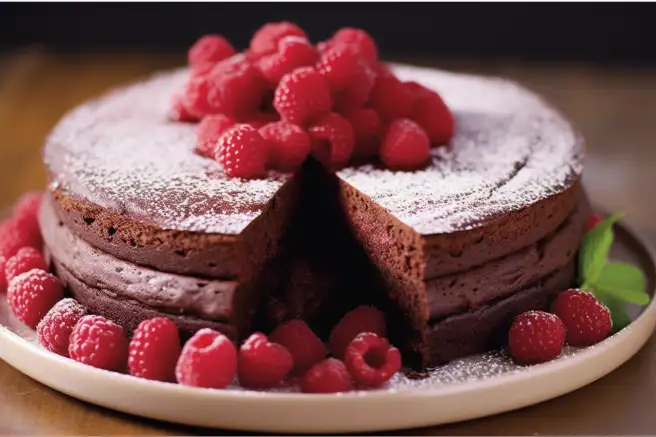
[1,49,656,435]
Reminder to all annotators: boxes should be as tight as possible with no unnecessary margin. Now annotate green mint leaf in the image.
[598,294,632,332]
[595,261,650,306]
[578,213,624,287]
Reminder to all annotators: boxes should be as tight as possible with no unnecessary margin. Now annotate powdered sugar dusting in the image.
[338,64,584,234]
[44,69,289,234]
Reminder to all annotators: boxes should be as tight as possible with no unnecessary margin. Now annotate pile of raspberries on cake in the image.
[169,22,454,178]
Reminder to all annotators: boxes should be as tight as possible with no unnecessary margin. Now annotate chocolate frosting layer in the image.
[40,197,237,321]
[43,64,583,237]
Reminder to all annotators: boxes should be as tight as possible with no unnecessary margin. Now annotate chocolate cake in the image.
[40,63,586,368]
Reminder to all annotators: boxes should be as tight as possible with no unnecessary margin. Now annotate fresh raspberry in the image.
[508,310,566,365]
[259,121,311,171]
[69,315,129,371]
[586,214,603,231]
[5,247,48,283]
[207,55,267,119]
[269,320,327,375]
[175,328,237,388]
[300,358,352,394]
[367,74,415,122]
[169,91,199,122]
[188,35,236,67]
[341,108,383,162]
[36,298,86,357]
[334,62,376,110]
[195,114,235,158]
[307,112,355,169]
[238,332,293,389]
[329,306,387,359]
[332,28,378,64]
[7,270,63,329]
[380,118,430,170]
[13,191,43,238]
[215,124,269,179]
[343,332,401,387]
[273,67,333,126]
[316,43,361,92]
[179,75,215,118]
[551,289,613,346]
[411,89,454,146]
[404,81,433,100]
[128,317,181,382]
[257,36,319,85]
[0,217,43,259]
[250,21,307,57]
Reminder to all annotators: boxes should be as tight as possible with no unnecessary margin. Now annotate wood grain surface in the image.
[1,49,655,435]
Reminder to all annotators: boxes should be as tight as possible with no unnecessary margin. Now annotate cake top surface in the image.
[43,64,583,235]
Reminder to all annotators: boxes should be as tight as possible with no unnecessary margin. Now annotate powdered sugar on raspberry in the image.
[339,63,584,234]
[44,64,582,235]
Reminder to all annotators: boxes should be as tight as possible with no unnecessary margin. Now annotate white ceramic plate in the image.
[1,223,655,434]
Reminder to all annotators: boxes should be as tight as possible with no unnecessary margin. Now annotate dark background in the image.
[0,2,655,64]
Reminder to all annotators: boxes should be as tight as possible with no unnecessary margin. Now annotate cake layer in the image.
[427,259,576,365]
[40,196,238,321]
[427,199,585,320]
[51,261,239,341]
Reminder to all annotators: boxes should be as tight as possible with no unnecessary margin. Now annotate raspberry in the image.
[128,317,181,382]
[169,92,199,122]
[250,21,307,57]
[367,74,415,122]
[13,191,43,238]
[0,217,43,259]
[7,270,63,329]
[341,108,383,162]
[332,28,378,64]
[180,75,215,118]
[259,121,311,171]
[307,112,354,169]
[379,119,430,170]
[551,289,613,346]
[329,306,387,359]
[215,125,269,179]
[5,247,47,283]
[273,67,333,126]
[300,358,352,394]
[334,62,376,110]
[175,328,237,388]
[586,214,603,231]
[411,89,454,146]
[36,298,86,357]
[195,114,235,158]
[188,34,236,67]
[207,55,267,119]
[508,310,566,365]
[404,81,433,100]
[238,332,293,389]
[69,315,129,371]
[316,43,361,92]
[258,36,319,85]
[269,320,327,375]
[343,332,401,387]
